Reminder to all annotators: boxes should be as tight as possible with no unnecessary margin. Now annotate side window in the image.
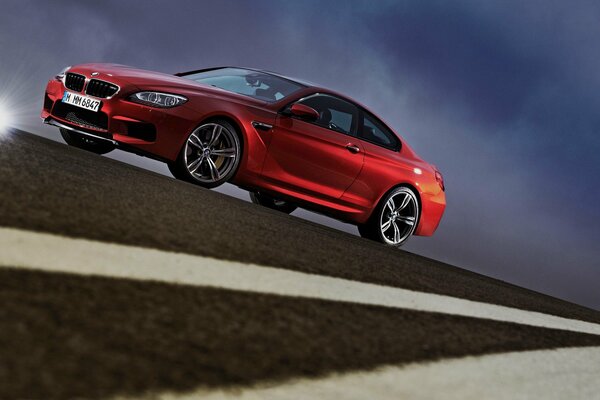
[297,94,358,136]
[361,112,399,150]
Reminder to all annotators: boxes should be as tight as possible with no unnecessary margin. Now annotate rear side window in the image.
[361,112,399,150]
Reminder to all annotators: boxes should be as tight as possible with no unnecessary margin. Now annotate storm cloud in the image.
[0,0,598,308]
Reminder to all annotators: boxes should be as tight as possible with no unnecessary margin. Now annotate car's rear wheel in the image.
[59,128,115,155]
[249,191,297,214]
[168,120,241,188]
[358,186,419,247]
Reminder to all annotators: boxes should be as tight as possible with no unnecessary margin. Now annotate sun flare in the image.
[0,103,12,133]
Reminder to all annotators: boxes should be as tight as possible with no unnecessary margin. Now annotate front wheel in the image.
[358,186,419,247]
[168,120,241,188]
[60,128,115,155]
[250,191,297,214]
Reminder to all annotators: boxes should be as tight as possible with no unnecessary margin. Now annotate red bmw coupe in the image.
[42,64,445,246]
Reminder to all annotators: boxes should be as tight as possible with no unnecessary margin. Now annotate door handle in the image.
[346,144,360,154]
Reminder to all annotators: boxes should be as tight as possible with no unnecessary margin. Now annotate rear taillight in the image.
[435,170,445,191]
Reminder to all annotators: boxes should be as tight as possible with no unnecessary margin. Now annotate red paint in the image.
[42,64,446,236]
[289,103,319,120]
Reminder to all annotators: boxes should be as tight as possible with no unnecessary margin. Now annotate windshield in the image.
[181,68,305,102]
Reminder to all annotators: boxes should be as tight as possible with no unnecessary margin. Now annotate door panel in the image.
[261,115,364,199]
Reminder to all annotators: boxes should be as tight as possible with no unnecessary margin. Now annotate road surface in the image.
[0,130,599,399]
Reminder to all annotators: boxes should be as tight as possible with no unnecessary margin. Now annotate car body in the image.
[41,64,445,246]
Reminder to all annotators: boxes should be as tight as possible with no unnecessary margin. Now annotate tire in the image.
[249,191,297,214]
[168,120,242,189]
[358,186,419,247]
[167,161,188,181]
[59,128,115,155]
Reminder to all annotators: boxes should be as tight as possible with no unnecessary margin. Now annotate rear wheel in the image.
[358,186,419,247]
[249,191,297,214]
[168,120,241,188]
[60,128,115,155]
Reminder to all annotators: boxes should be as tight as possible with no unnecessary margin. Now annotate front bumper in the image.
[44,117,118,146]
[41,78,199,161]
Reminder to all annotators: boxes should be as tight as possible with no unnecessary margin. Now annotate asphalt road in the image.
[1,130,599,399]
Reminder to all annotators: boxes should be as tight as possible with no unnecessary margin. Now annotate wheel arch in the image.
[369,182,422,228]
[171,113,247,160]
[197,114,246,151]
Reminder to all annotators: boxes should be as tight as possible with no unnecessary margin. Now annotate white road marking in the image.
[148,346,600,400]
[1,226,599,336]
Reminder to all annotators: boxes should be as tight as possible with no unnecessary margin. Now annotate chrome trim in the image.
[44,118,118,145]
[62,72,120,100]
[64,72,86,92]
[252,121,273,131]
[85,78,121,100]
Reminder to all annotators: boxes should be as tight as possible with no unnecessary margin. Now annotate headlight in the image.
[129,92,187,108]
[55,66,71,80]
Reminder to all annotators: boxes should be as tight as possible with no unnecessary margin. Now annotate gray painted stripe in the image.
[147,346,600,400]
[1,226,600,336]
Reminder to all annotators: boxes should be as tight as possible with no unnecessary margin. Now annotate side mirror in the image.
[289,103,320,121]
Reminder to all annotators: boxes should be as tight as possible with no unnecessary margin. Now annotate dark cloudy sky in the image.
[1,0,598,308]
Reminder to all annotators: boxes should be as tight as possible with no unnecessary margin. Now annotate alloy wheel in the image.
[379,188,419,245]
[183,122,240,184]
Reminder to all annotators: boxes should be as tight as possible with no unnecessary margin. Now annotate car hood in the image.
[69,63,268,106]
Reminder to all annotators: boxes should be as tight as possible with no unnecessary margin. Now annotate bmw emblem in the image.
[91,72,99,76]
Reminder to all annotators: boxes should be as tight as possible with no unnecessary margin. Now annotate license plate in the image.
[62,91,101,112]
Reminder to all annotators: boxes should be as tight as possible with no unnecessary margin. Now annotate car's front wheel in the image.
[249,191,297,214]
[168,120,241,188]
[358,186,419,247]
[59,128,115,155]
